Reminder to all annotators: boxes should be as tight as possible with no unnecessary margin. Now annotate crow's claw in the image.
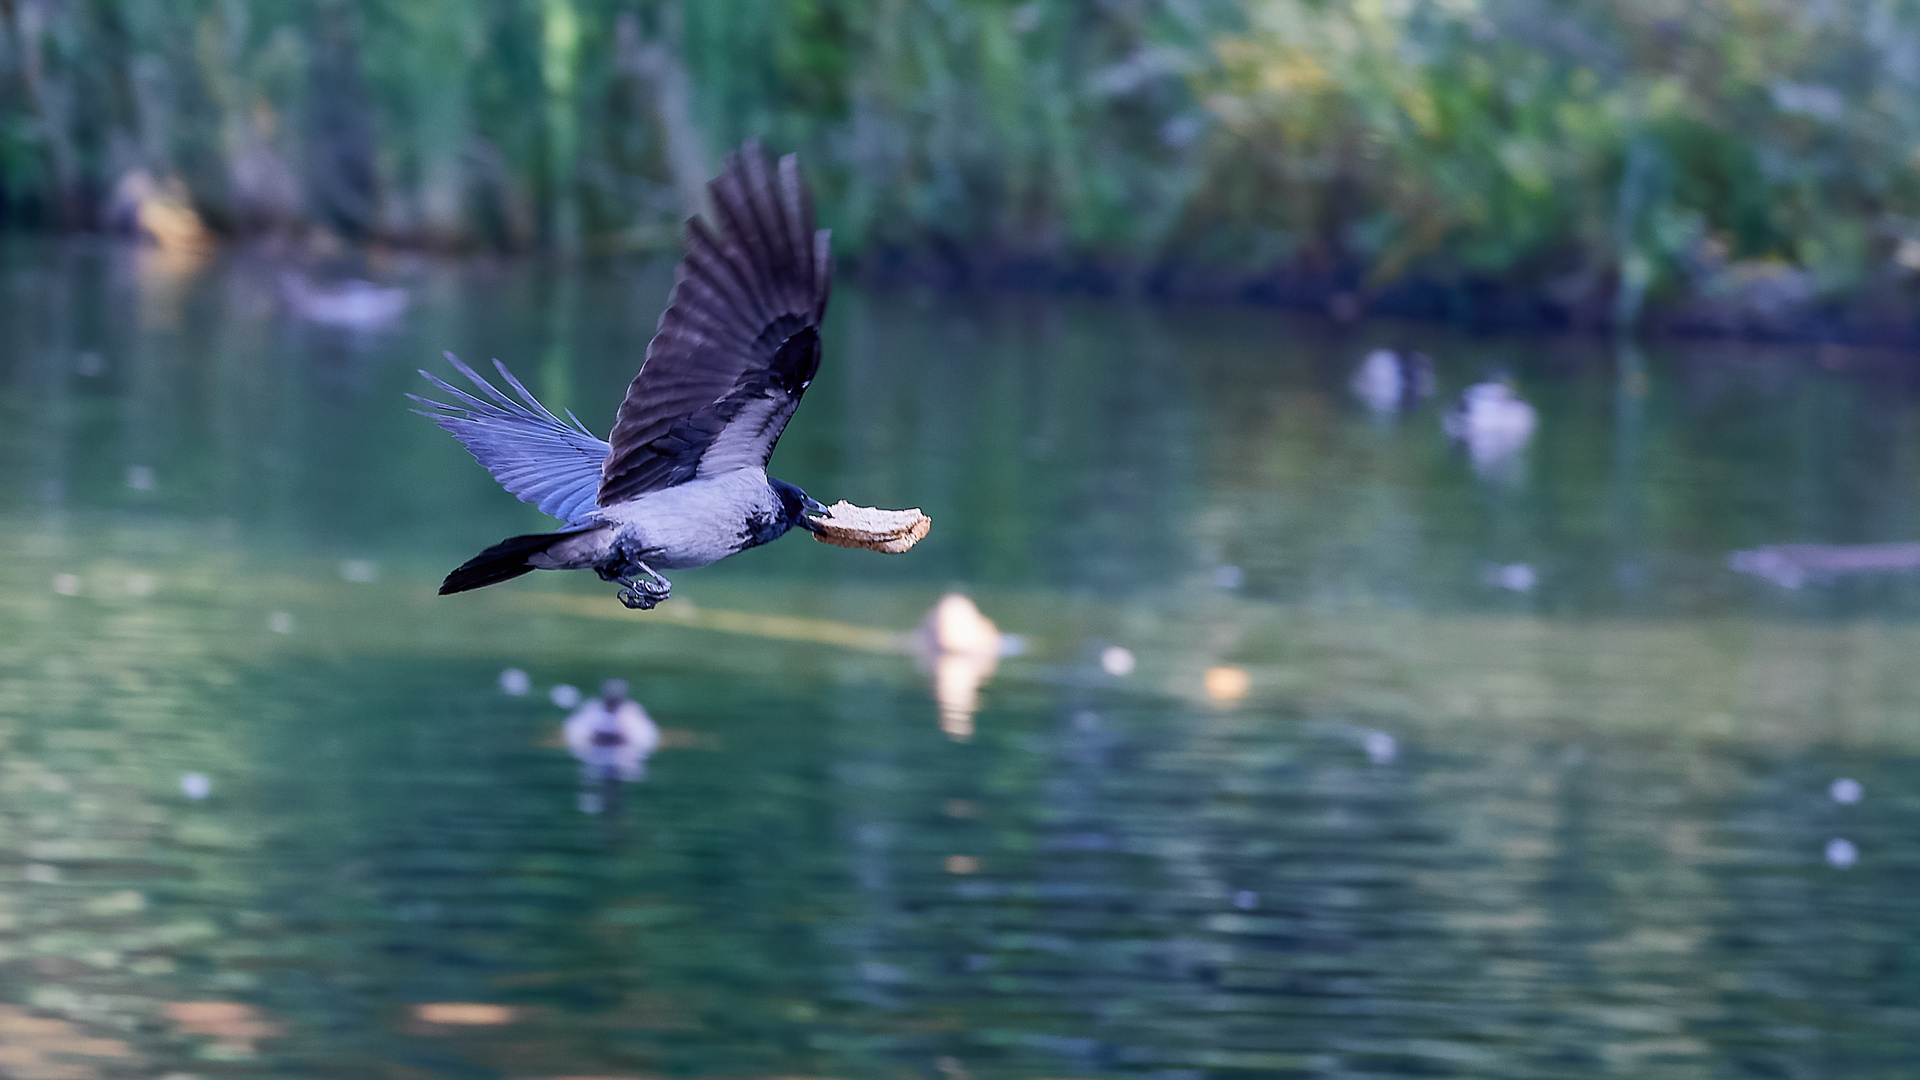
[617,585,661,610]
[609,563,671,610]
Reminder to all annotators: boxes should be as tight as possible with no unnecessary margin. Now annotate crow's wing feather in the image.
[599,141,831,504]
[411,353,610,526]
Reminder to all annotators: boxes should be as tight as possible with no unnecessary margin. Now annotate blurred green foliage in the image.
[4,0,1920,319]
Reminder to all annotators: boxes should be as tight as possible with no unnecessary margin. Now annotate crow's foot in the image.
[609,562,671,610]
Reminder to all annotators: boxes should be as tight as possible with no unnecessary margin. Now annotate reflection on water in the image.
[916,593,1010,741]
[3,239,1920,1076]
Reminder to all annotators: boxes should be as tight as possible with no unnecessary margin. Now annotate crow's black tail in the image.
[440,530,587,595]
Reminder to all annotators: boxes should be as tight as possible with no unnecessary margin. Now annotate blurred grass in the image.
[5,1,1920,324]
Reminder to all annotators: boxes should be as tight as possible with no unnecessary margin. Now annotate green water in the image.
[1,240,1917,1078]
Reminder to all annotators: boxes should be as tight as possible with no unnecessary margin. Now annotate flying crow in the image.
[414,140,882,609]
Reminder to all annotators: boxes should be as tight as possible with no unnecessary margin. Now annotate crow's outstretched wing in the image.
[412,353,611,526]
[598,140,831,506]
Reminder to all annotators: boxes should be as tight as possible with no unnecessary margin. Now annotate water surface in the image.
[1,240,1917,1078]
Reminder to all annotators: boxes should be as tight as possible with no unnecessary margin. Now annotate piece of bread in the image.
[811,501,932,553]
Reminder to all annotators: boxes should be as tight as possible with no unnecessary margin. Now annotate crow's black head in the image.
[771,478,828,535]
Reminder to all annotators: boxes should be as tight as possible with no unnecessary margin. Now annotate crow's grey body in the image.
[531,469,789,572]
[413,141,832,609]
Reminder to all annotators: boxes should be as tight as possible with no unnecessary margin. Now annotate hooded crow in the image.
[413,140,845,610]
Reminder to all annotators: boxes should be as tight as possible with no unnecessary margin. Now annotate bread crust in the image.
[810,501,932,553]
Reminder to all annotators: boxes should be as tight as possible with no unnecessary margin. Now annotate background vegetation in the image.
[6,0,1920,330]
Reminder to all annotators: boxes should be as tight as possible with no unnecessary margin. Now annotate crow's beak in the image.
[799,495,830,534]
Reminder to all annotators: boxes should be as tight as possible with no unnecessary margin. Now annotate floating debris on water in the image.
[564,679,659,783]
[1100,646,1136,677]
[52,574,80,596]
[550,684,582,709]
[409,1002,518,1026]
[1204,666,1250,703]
[180,773,211,800]
[1364,730,1399,764]
[1729,542,1920,589]
[1351,348,1435,416]
[1826,837,1858,868]
[1444,380,1536,475]
[281,273,410,329]
[499,668,531,695]
[1481,563,1536,592]
[1831,777,1864,804]
[267,612,295,634]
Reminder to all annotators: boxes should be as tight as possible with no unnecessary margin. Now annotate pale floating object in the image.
[1444,380,1536,475]
[549,684,582,709]
[1351,348,1435,416]
[410,1002,518,1026]
[944,854,981,875]
[340,559,378,583]
[1100,646,1136,677]
[1826,837,1858,869]
[1482,562,1536,592]
[1729,542,1920,590]
[163,1001,283,1046]
[1363,730,1398,764]
[1204,665,1250,702]
[126,465,156,491]
[1830,777,1863,804]
[499,668,531,695]
[52,574,80,597]
[180,773,210,800]
[810,501,932,553]
[281,273,410,329]
[563,681,660,783]
[1233,890,1259,911]
[927,593,1001,657]
[267,611,295,634]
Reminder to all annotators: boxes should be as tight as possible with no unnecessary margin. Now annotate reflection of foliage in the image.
[5,0,1919,312]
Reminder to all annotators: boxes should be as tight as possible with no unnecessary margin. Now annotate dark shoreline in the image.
[847,246,1920,352]
[11,228,1920,351]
